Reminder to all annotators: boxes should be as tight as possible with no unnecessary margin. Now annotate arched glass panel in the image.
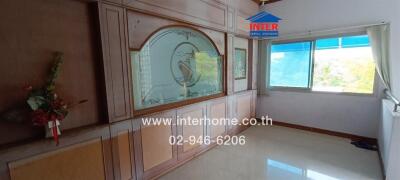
[131,27,223,110]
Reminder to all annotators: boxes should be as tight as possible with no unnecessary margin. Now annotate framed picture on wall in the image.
[234,48,247,80]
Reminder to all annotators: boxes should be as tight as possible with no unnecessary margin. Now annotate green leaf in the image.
[27,96,46,110]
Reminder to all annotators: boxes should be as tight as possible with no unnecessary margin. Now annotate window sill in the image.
[268,87,377,97]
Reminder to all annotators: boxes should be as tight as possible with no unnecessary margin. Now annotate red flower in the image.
[32,109,49,126]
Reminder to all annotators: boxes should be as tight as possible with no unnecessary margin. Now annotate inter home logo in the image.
[247,11,281,38]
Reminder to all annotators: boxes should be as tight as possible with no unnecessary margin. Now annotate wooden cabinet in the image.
[133,110,178,180]
[99,3,132,123]
[0,92,255,180]
[0,126,114,180]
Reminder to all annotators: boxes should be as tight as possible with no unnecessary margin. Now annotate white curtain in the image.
[257,40,272,95]
[367,24,391,90]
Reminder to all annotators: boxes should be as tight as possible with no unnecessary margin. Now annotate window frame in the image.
[268,40,314,91]
[267,32,378,96]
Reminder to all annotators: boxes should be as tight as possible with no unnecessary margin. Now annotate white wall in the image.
[392,1,400,99]
[259,91,381,138]
[257,0,400,138]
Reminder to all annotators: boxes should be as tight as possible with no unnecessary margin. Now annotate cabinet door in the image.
[110,120,137,180]
[2,126,114,180]
[100,3,132,122]
[134,110,178,180]
[177,103,207,161]
[228,91,252,134]
[236,92,252,122]
[207,97,227,139]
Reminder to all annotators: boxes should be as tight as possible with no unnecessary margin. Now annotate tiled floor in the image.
[160,125,383,180]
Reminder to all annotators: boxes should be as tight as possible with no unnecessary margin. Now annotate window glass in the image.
[270,42,312,88]
[313,35,375,93]
[131,27,223,110]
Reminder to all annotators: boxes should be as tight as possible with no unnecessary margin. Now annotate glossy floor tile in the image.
[160,126,383,180]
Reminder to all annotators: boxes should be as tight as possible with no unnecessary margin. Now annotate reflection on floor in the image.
[160,125,383,180]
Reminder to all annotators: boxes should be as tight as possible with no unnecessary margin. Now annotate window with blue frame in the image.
[268,34,375,94]
[270,42,312,88]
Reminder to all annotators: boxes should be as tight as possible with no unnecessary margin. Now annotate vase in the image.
[45,119,61,138]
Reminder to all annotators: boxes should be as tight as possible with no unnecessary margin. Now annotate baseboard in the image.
[256,118,377,145]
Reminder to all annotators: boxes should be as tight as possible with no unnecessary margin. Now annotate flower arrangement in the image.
[24,52,85,145]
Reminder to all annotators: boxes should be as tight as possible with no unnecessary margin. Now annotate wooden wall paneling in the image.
[0,125,113,180]
[227,91,253,134]
[252,0,282,5]
[228,0,259,37]
[236,91,252,131]
[133,110,178,180]
[123,0,228,32]
[251,40,258,90]
[227,7,235,33]
[226,94,236,134]
[251,90,257,118]
[104,0,123,6]
[126,11,225,55]
[248,39,254,91]
[176,103,207,161]
[197,27,226,55]
[126,11,169,50]
[235,10,251,37]
[206,97,227,139]
[228,0,259,15]
[233,37,249,92]
[110,120,138,180]
[100,3,132,122]
[227,34,235,95]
